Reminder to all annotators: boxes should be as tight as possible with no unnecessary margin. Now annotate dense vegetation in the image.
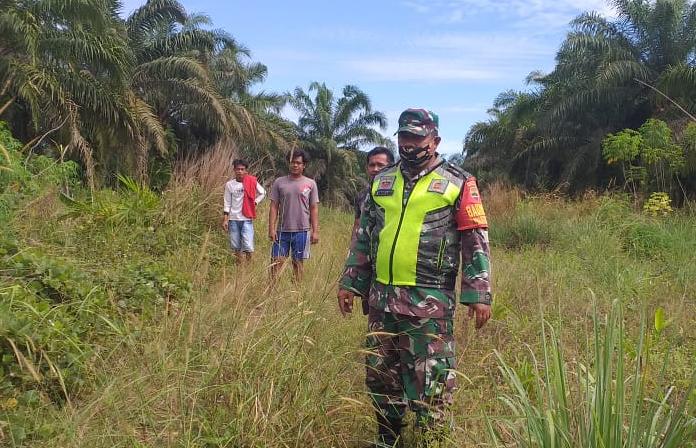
[2,0,696,446]
[4,0,696,202]
[2,123,695,446]
[0,0,390,202]
[464,0,696,200]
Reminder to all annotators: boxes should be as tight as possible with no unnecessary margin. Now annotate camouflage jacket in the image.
[340,159,492,319]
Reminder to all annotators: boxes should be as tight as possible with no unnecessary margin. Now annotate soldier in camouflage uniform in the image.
[337,109,492,447]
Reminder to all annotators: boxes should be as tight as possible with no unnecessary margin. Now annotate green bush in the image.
[491,207,554,249]
[1,122,80,224]
[59,175,160,228]
[0,124,191,416]
[620,219,673,259]
[594,194,632,228]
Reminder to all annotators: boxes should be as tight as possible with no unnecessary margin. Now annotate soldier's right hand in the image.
[337,289,355,317]
[468,303,492,329]
[268,229,276,241]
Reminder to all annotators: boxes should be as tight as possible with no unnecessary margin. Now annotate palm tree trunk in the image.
[69,115,96,191]
[135,135,149,185]
[0,79,12,98]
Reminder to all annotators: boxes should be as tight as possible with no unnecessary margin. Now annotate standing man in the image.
[352,146,395,239]
[352,146,394,316]
[337,109,492,446]
[269,149,320,283]
[223,159,266,263]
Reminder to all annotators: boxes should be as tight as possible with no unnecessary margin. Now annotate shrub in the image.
[491,208,554,249]
[594,194,632,227]
[643,192,673,217]
[620,219,672,259]
[58,175,160,227]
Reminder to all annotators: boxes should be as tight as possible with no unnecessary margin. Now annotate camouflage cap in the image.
[395,108,439,136]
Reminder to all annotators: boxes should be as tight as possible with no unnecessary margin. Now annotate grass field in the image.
[1,168,695,446]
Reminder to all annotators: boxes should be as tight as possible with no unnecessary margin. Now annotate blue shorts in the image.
[229,220,254,252]
[271,231,310,260]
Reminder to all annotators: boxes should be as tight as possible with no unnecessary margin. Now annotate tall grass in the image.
[35,207,372,447]
[2,171,695,447]
[170,141,238,204]
[489,301,696,447]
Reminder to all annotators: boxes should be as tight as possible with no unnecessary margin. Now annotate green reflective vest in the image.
[371,161,468,289]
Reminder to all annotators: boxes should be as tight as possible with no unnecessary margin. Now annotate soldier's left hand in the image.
[468,303,491,329]
[337,289,355,317]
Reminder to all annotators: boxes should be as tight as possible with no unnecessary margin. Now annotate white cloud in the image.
[343,57,501,81]
[402,0,616,29]
[418,33,554,59]
[341,30,558,83]
[402,1,431,13]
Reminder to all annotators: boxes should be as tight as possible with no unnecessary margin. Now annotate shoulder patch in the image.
[456,176,488,230]
[435,162,466,188]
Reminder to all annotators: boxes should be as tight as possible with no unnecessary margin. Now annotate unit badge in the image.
[427,179,449,194]
[374,176,396,196]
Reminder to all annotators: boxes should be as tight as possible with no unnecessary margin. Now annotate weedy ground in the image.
[1,147,695,447]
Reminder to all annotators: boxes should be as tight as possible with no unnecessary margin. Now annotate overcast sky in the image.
[121,0,615,155]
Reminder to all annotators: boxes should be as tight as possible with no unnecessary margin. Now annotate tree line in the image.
[4,0,696,203]
[0,0,390,205]
[462,0,696,201]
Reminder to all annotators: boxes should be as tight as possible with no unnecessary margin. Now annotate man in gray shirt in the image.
[269,149,320,282]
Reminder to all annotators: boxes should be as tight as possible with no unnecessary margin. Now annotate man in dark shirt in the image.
[351,147,394,240]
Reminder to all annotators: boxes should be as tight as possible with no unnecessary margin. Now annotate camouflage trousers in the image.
[365,307,457,425]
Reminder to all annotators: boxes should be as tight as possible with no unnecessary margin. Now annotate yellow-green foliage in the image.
[601,119,688,194]
[643,191,674,216]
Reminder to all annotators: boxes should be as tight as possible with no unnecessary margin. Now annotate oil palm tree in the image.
[124,0,295,181]
[123,0,231,181]
[0,0,294,187]
[465,0,696,191]
[210,43,296,170]
[540,0,696,188]
[0,0,132,188]
[464,89,542,185]
[289,82,391,204]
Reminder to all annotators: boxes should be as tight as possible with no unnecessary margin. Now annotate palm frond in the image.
[133,56,210,85]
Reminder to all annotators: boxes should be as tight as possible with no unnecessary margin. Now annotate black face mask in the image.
[399,144,434,169]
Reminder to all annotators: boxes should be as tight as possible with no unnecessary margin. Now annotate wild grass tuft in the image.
[488,300,696,448]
